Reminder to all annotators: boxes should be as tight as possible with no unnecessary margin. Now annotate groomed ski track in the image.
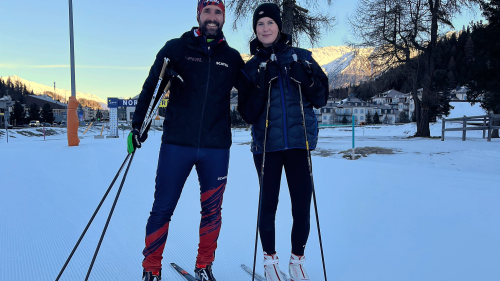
[1,118,499,280]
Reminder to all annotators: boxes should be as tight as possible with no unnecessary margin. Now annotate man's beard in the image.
[199,20,223,38]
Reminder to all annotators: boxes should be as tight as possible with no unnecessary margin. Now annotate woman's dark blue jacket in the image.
[236,34,328,154]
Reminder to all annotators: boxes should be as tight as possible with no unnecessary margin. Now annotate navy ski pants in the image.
[142,143,229,272]
[253,149,313,256]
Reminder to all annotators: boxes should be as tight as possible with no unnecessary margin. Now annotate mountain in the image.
[305,46,373,89]
[242,45,374,90]
[318,47,374,89]
[0,75,107,109]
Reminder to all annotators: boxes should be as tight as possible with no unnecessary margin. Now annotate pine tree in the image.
[467,0,500,137]
[228,0,335,46]
[366,110,372,124]
[42,103,53,123]
[398,111,410,123]
[448,71,457,89]
[448,57,456,71]
[13,101,25,125]
[464,35,475,63]
[29,103,40,121]
[373,111,380,124]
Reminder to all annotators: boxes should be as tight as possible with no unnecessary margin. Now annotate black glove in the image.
[164,69,184,85]
[127,128,147,153]
[290,61,313,88]
[163,68,184,97]
[257,61,279,96]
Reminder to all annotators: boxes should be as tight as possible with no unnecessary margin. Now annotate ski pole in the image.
[140,58,169,135]
[85,151,136,281]
[292,75,328,281]
[84,77,177,280]
[55,58,178,280]
[252,61,276,281]
[54,153,132,281]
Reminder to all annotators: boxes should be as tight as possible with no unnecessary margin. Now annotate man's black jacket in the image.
[132,28,244,149]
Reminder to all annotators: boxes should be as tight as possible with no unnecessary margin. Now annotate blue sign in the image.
[108,98,119,108]
[119,99,138,107]
[107,98,137,108]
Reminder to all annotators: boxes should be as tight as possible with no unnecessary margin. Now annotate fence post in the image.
[483,117,487,139]
[488,113,492,142]
[441,118,445,141]
[462,115,466,141]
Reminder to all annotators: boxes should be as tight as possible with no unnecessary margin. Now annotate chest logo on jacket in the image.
[186,56,203,63]
[216,61,228,68]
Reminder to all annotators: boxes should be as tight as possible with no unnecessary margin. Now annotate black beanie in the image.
[252,3,282,35]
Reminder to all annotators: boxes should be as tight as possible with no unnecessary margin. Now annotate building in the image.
[0,95,15,128]
[230,95,238,111]
[450,86,469,101]
[25,94,68,122]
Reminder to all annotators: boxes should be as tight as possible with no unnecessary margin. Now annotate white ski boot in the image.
[263,252,286,281]
[289,253,310,281]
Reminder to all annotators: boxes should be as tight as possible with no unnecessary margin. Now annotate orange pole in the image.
[67,96,80,146]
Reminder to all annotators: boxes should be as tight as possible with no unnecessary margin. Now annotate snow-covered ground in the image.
[1,111,499,280]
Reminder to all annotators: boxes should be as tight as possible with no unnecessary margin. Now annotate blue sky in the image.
[0,0,483,101]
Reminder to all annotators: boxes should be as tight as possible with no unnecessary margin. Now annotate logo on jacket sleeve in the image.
[216,61,228,68]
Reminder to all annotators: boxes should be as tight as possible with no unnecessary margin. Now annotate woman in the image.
[236,3,328,281]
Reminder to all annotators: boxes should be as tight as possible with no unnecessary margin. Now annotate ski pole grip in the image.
[163,81,171,94]
[159,57,169,79]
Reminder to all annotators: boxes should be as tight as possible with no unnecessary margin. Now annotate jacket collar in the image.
[182,27,227,55]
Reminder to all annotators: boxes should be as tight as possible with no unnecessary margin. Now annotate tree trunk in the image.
[414,0,440,137]
[282,0,295,41]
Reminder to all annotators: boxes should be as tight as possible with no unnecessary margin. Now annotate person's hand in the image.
[257,61,279,96]
[290,61,313,87]
[127,128,147,154]
[264,61,279,85]
[164,69,184,85]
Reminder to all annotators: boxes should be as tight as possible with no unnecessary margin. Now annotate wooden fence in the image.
[442,113,500,141]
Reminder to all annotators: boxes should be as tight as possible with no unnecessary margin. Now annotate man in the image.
[128,1,244,280]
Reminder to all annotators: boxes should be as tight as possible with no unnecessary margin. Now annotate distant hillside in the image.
[0,75,107,110]
[321,48,374,89]
[242,45,374,90]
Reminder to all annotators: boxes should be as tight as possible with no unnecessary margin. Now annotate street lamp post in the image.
[67,0,79,146]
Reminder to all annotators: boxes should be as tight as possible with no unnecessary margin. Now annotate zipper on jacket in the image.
[198,46,211,147]
[278,69,289,149]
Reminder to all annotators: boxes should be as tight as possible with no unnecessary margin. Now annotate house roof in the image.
[28,94,67,107]
[375,89,405,98]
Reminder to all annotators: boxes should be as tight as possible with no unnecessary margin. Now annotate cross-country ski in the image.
[171,263,197,281]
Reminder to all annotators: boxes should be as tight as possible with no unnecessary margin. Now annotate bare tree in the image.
[227,0,336,46]
[348,0,478,136]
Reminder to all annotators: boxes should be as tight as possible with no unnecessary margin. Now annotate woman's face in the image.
[256,17,279,47]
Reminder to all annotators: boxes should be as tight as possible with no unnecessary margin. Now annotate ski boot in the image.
[194,265,217,281]
[142,270,161,281]
[263,252,286,281]
[289,253,310,281]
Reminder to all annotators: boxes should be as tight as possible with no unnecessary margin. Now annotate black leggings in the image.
[253,149,313,256]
